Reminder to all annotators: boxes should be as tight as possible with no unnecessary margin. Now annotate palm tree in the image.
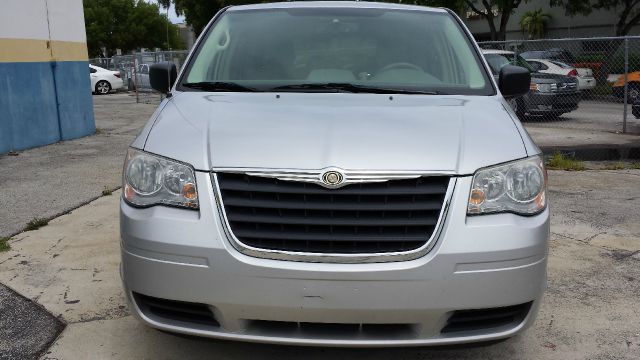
[520,9,552,39]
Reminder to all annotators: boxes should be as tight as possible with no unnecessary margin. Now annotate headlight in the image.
[468,156,547,216]
[123,148,198,209]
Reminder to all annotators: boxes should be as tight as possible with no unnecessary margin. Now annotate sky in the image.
[144,0,186,24]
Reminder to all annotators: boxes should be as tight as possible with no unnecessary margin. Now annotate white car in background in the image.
[525,59,596,91]
[89,64,124,95]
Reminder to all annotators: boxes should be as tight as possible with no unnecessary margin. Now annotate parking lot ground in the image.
[0,284,64,360]
[0,93,155,238]
[0,170,638,360]
[527,99,640,135]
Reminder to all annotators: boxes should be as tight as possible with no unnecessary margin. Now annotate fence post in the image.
[623,37,629,134]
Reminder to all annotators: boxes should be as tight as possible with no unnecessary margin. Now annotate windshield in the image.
[484,53,534,74]
[180,7,493,95]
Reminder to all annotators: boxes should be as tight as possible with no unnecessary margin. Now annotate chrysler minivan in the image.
[120,1,549,347]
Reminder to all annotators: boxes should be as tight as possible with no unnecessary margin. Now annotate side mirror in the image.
[499,65,531,99]
[149,62,177,94]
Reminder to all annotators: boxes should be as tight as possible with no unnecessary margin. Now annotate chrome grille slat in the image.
[215,172,450,254]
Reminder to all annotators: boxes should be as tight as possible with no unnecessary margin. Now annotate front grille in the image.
[557,82,578,92]
[441,302,532,334]
[216,173,449,254]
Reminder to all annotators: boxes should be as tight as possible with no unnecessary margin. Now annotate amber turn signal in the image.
[469,188,486,206]
[183,183,197,200]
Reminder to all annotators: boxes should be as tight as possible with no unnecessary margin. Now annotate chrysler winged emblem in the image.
[321,170,344,187]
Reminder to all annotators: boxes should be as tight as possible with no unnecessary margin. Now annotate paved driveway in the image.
[0,93,155,238]
[526,99,640,134]
[1,170,638,360]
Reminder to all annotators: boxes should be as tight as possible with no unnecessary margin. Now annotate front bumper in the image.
[121,173,549,346]
[523,91,580,114]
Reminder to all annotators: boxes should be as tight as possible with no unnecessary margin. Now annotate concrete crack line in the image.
[553,231,639,255]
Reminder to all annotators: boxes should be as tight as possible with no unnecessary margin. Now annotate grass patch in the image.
[0,237,10,252]
[546,152,586,171]
[631,162,640,169]
[603,162,627,170]
[95,128,104,135]
[102,186,113,196]
[24,218,49,231]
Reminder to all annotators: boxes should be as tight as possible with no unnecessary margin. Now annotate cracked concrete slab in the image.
[0,170,637,359]
[0,192,128,325]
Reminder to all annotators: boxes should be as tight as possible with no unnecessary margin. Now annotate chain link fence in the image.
[478,36,640,136]
[90,51,189,104]
[90,42,639,160]
[99,40,640,134]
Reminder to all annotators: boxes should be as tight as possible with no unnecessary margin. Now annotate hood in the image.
[143,92,529,174]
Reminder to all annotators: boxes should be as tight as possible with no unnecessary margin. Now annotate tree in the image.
[551,0,640,36]
[462,0,530,40]
[519,8,552,39]
[84,0,184,57]
[159,0,467,36]
[158,0,261,35]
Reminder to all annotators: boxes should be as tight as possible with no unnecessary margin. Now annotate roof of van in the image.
[227,1,448,13]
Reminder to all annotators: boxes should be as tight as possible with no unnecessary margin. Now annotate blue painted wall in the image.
[0,61,95,154]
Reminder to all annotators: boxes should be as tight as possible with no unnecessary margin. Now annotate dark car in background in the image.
[483,49,580,119]
[633,98,640,118]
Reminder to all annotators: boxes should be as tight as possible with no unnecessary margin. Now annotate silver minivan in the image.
[120,1,548,347]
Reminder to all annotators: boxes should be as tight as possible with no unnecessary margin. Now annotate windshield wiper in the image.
[270,83,441,95]
[182,81,260,92]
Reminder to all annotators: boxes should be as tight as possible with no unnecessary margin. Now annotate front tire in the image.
[95,80,111,95]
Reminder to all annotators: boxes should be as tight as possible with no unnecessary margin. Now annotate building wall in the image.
[463,1,640,41]
[0,0,95,154]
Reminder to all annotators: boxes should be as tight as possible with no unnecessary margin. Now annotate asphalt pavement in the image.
[0,284,64,360]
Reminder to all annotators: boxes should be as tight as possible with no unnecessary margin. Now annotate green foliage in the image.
[605,54,640,74]
[603,162,627,170]
[0,237,10,252]
[575,53,606,63]
[84,0,185,57]
[24,218,49,232]
[547,152,586,171]
[551,0,640,36]
[461,0,531,40]
[102,186,114,196]
[519,8,551,39]
[157,0,466,36]
[157,0,245,35]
